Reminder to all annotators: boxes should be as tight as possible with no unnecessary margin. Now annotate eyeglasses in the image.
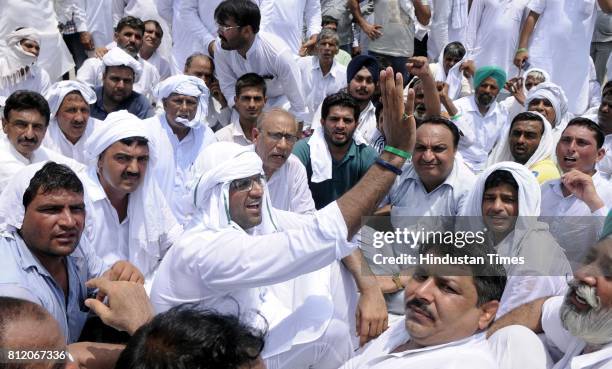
[230,174,265,192]
[265,131,299,143]
[217,24,242,33]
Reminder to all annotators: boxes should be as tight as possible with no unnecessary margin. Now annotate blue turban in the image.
[347,55,380,85]
[473,66,506,90]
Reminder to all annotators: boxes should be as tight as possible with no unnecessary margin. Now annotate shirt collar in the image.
[467,95,500,118]
[405,158,462,192]
[313,56,339,78]
[14,232,52,277]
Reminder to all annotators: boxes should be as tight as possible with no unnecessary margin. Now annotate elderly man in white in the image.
[150,67,416,368]
[42,81,100,165]
[0,28,50,101]
[81,111,182,287]
[0,90,84,193]
[145,75,217,225]
[525,82,572,145]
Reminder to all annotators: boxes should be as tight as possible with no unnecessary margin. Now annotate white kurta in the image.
[267,154,316,214]
[84,0,115,48]
[0,0,74,81]
[540,171,612,264]
[149,202,356,357]
[206,94,232,130]
[454,95,508,173]
[526,0,598,114]
[145,113,217,224]
[214,112,253,146]
[42,117,100,164]
[143,50,177,81]
[297,56,347,123]
[214,32,309,122]
[465,0,529,77]
[0,65,50,101]
[543,296,612,369]
[0,134,85,193]
[259,0,322,55]
[339,322,497,369]
[76,55,160,103]
[596,135,612,178]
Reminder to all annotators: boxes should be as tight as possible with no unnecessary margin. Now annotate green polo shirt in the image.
[293,137,377,209]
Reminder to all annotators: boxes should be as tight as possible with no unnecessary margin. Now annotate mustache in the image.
[18,137,37,144]
[121,171,140,180]
[405,298,434,320]
[567,279,600,310]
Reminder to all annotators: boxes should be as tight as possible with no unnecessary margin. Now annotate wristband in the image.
[516,48,528,54]
[451,113,462,121]
[402,112,414,121]
[375,157,403,175]
[384,145,412,160]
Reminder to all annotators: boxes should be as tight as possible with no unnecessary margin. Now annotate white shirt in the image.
[540,171,612,263]
[454,95,508,173]
[259,0,322,55]
[267,154,316,214]
[385,158,476,217]
[0,65,50,101]
[526,0,598,114]
[596,135,612,178]
[84,0,115,48]
[543,296,612,369]
[214,112,253,146]
[0,134,85,193]
[143,50,176,81]
[172,0,223,67]
[339,321,497,369]
[206,94,232,130]
[309,101,377,145]
[214,32,309,122]
[149,202,356,355]
[42,117,100,164]
[297,56,347,122]
[465,0,529,77]
[76,54,160,103]
[145,113,217,224]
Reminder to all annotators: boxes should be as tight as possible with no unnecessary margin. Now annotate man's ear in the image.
[2,118,7,133]
[596,147,606,163]
[477,300,499,330]
[252,127,260,142]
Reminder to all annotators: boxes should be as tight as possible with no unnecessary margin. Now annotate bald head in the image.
[0,297,65,355]
[253,109,299,177]
[184,53,214,86]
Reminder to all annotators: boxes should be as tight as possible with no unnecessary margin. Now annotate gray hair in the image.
[316,28,340,47]
[256,108,298,131]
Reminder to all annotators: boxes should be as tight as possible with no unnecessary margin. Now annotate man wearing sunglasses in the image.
[150,67,415,369]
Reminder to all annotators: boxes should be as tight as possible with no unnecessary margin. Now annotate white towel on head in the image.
[307,126,333,183]
[154,75,210,128]
[46,80,96,119]
[0,28,40,88]
[102,47,143,82]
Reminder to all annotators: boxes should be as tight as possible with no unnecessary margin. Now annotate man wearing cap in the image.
[309,55,380,145]
[0,28,50,101]
[42,80,100,164]
[145,75,217,224]
[452,65,508,173]
[150,67,415,368]
[77,16,160,103]
[88,47,153,120]
[0,90,84,193]
[81,111,182,286]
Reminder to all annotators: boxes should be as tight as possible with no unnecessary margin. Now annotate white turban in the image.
[525,82,568,128]
[154,75,210,128]
[0,161,48,232]
[46,80,97,119]
[0,28,41,88]
[102,47,142,82]
[189,142,276,233]
[524,68,550,88]
[487,112,555,169]
[83,110,168,277]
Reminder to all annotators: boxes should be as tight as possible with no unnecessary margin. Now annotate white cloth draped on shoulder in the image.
[82,111,172,278]
[487,111,554,168]
[307,126,333,183]
[434,44,466,100]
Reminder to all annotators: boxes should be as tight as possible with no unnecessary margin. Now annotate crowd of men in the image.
[1,0,612,368]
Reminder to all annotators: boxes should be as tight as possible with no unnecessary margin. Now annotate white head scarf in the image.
[524,68,551,90]
[0,161,48,232]
[434,43,466,100]
[154,75,210,128]
[307,126,333,183]
[102,47,142,82]
[189,142,277,234]
[525,82,569,129]
[0,28,41,88]
[83,110,170,277]
[487,112,555,169]
[46,80,97,120]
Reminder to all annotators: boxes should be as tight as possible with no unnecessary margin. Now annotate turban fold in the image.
[102,47,142,82]
[473,66,506,90]
[347,55,380,85]
[46,80,97,119]
[154,75,210,128]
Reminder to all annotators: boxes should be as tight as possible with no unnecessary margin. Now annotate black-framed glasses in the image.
[265,131,298,143]
[217,24,242,33]
[230,174,265,192]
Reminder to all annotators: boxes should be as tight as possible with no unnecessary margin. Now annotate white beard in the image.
[560,280,612,346]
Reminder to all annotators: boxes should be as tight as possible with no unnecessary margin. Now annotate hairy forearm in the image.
[413,0,431,25]
[487,297,547,337]
[348,0,368,26]
[441,96,458,117]
[342,249,379,291]
[68,342,124,369]
[338,152,405,238]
